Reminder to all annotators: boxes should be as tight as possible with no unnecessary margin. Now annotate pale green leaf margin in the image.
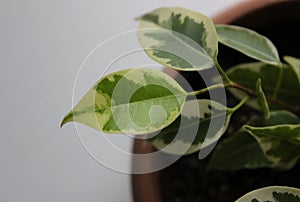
[244,124,300,146]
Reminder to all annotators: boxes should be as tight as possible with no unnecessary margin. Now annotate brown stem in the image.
[228,82,299,116]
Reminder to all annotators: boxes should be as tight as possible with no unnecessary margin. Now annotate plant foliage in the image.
[62,7,300,174]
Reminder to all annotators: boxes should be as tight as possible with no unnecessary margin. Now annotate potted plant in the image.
[61,1,300,201]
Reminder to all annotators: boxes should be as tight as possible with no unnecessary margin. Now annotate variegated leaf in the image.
[138,7,218,71]
[243,111,300,166]
[216,25,280,66]
[209,110,300,170]
[148,99,230,155]
[244,124,300,167]
[61,68,186,134]
[236,186,300,202]
[284,56,300,83]
[256,79,270,118]
[227,62,300,109]
[244,124,300,146]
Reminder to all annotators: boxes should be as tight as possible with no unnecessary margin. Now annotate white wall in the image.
[0,0,241,201]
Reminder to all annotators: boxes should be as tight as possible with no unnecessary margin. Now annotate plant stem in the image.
[272,62,283,98]
[228,82,299,115]
[214,60,232,84]
[229,96,249,112]
[186,83,226,97]
[186,81,299,116]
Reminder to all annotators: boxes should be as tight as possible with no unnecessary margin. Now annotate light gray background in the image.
[0,0,241,201]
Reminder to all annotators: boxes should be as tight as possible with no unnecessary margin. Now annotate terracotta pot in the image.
[132,1,300,202]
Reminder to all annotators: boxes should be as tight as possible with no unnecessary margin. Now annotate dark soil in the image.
[160,153,300,202]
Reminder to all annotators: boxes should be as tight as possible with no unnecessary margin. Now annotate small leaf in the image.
[61,68,186,134]
[235,186,300,202]
[216,25,280,66]
[284,56,300,83]
[148,99,230,155]
[138,7,218,71]
[227,62,300,109]
[256,79,270,118]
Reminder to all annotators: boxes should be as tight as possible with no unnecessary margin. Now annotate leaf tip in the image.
[60,112,74,128]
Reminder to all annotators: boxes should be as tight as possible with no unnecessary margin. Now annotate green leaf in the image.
[227,62,300,109]
[216,25,280,66]
[284,56,300,83]
[207,131,273,171]
[61,68,186,134]
[244,125,300,169]
[235,186,300,202]
[138,7,218,71]
[256,79,270,118]
[243,111,300,166]
[208,110,300,170]
[148,99,230,155]
[244,124,300,146]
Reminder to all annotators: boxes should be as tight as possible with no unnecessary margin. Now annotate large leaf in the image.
[284,56,300,83]
[236,186,300,202]
[208,110,300,170]
[148,99,230,155]
[216,25,280,66]
[138,7,218,71]
[61,68,186,134]
[227,62,300,109]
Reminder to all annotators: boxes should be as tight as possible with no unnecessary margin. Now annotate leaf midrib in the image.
[76,91,187,116]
